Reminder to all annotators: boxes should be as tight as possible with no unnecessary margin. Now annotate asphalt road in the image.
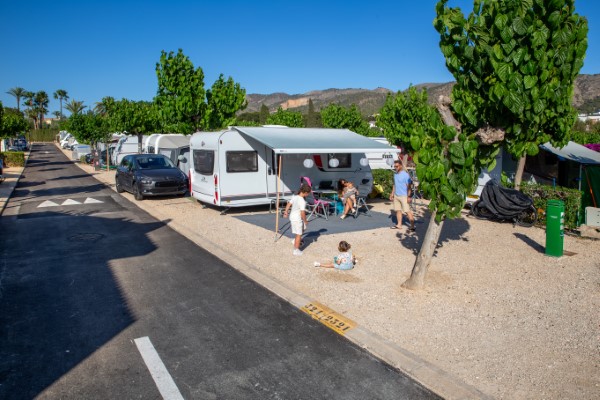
[0,143,439,400]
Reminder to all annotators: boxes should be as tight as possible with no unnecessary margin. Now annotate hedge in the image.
[372,169,394,198]
[520,183,582,230]
[28,129,60,142]
[0,151,25,167]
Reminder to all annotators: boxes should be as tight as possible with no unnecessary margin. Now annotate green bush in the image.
[569,130,600,145]
[372,169,394,198]
[0,151,25,167]
[79,155,88,164]
[521,183,582,230]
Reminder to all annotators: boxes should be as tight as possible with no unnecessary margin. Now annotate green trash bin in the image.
[545,200,564,257]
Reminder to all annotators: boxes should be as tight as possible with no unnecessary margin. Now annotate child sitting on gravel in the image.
[313,241,356,270]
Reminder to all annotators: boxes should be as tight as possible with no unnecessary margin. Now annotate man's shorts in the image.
[291,220,304,235]
[393,195,411,213]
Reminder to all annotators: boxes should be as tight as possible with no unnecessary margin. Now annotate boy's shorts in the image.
[291,220,304,235]
[393,195,410,213]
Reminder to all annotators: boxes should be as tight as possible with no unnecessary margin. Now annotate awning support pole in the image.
[274,154,283,240]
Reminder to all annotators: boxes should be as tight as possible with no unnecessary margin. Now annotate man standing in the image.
[389,160,415,231]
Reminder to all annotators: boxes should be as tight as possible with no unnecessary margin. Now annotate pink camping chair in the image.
[300,176,333,220]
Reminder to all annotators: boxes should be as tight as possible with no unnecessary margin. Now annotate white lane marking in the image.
[134,336,184,400]
[62,199,81,205]
[38,200,59,208]
[84,197,103,204]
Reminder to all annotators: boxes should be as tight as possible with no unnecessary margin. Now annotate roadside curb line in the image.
[62,143,491,400]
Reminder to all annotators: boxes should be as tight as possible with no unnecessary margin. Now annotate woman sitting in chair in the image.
[338,179,358,219]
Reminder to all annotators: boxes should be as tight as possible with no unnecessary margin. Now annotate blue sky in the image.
[1,0,598,115]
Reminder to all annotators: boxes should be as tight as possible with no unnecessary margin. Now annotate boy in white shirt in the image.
[283,184,311,256]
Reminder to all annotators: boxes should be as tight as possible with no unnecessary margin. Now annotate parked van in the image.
[189,126,396,209]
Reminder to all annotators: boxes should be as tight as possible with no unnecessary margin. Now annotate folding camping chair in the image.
[300,176,334,220]
[352,179,372,217]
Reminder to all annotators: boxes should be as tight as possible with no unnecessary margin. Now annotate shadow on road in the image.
[0,212,165,399]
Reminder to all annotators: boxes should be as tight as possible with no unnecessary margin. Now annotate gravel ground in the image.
[74,150,599,399]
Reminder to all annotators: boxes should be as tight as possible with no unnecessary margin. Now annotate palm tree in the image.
[6,87,26,112]
[34,91,50,128]
[53,89,69,119]
[93,96,115,116]
[64,99,86,116]
[22,91,36,128]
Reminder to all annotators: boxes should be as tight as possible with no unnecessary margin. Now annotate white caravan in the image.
[188,126,397,209]
[111,135,148,165]
[366,137,401,169]
[144,134,191,175]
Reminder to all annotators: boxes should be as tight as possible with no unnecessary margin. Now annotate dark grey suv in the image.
[115,154,188,200]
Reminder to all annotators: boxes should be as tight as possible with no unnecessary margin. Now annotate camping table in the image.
[313,190,341,216]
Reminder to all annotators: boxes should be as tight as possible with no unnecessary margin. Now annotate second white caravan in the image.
[188,126,397,209]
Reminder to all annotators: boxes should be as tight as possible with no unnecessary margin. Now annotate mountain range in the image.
[245,74,600,116]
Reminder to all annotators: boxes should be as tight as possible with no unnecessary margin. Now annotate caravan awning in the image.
[541,141,600,165]
[233,126,398,154]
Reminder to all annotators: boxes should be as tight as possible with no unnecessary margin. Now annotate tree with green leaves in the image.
[259,104,270,124]
[321,104,371,135]
[266,107,304,127]
[305,98,319,127]
[6,87,26,112]
[1,106,29,139]
[205,74,247,130]
[379,0,588,290]
[154,49,206,134]
[33,91,49,129]
[64,111,110,148]
[106,99,158,152]
[378,87,488,289]
[53,89,69,119]
[64,99,87,116]
[435,0,588,189]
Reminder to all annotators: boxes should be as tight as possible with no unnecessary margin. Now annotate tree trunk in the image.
[402,210,444,290]
[513,155,527,190]
[137,133,143,154]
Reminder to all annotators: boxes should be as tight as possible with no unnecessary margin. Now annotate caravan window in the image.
[226,151,258,173]
[328,153,352,168]
[193,150,214,174]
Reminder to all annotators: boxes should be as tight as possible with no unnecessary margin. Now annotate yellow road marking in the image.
[302,301,356,335]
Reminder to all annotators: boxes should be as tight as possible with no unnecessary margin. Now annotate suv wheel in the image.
[133,182,144,201]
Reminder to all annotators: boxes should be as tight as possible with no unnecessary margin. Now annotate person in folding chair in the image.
[338,178,358,219]
[300,176,334,220]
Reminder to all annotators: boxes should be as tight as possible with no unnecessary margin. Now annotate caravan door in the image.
[265,148,281,198]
